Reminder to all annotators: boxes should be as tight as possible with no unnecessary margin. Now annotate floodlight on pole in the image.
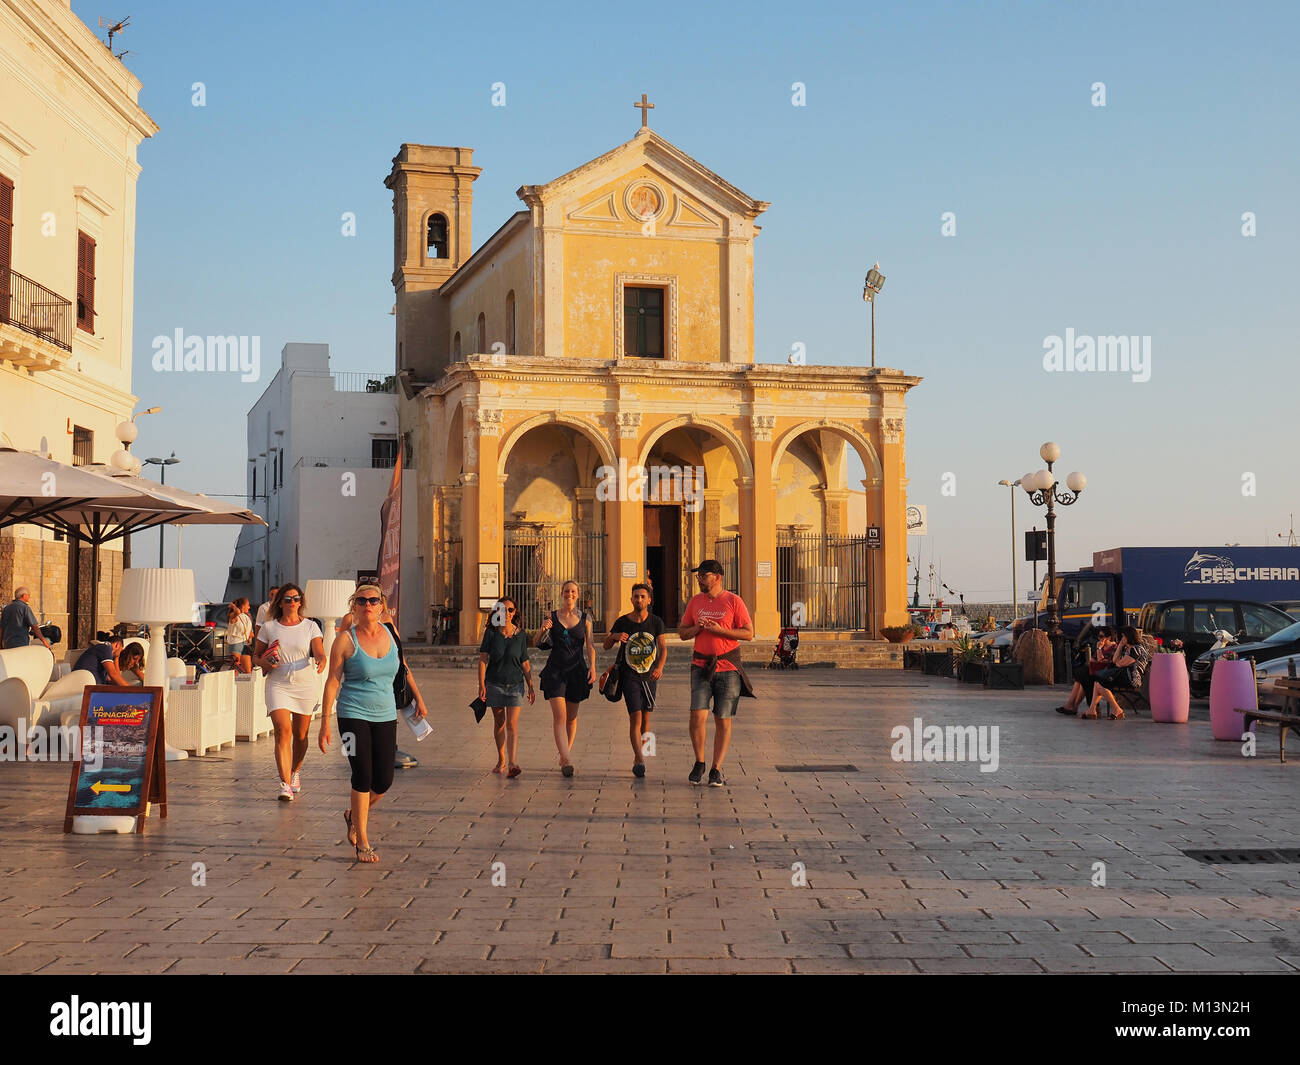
[144,452,181,567]
[863,263,886,368]
[998,479,1022,618]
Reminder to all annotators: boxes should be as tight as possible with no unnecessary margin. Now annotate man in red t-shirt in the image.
[678,559,753,787]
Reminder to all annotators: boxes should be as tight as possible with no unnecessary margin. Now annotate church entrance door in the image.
[643,504,681,627]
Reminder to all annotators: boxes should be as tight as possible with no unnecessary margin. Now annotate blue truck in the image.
[1021,546,1300,640]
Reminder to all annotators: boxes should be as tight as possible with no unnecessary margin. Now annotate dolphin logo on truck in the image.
[1184,552,1234,581]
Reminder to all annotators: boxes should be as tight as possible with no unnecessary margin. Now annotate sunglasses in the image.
[281,595,302,602]
[355,596,382,606]
[502,605,516,613]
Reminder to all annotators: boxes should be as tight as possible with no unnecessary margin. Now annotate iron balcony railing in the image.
[0,266,73,352]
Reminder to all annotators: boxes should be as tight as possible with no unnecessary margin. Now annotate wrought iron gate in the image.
[777,533,869,630]
[503,529,606,632]
[714,536,741,592]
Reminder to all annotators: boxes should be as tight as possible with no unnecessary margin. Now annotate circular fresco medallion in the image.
[624,182,666,222]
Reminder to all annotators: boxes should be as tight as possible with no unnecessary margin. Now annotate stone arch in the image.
[637,414,754,482]
[446,401,465,479]
[497,412,616,479]
[771,419,882,485]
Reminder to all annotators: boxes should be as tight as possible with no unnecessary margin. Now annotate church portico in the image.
[417,355,918,642]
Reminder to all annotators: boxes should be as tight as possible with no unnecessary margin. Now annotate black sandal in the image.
[343,810,356,846]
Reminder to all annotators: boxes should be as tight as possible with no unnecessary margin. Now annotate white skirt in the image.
[265,660,322,717]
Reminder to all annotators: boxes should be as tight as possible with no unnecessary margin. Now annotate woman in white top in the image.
[254,583,326,802]
[226,597,253,674]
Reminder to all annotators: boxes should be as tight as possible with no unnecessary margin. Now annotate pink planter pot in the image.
[1149,653,1190,723]
[1208,659,1257,741]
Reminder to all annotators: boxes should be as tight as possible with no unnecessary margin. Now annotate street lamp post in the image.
[863,263,885,368]
[1020,442,1087,677]
[997,479,1021,619]
[143,452,180,566]
[114,407,160,568]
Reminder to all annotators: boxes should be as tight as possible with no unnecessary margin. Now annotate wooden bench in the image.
[1236,676,1300,763]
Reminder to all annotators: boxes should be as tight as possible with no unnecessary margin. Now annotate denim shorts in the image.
[485,682,526,707]
[228,642,247,656]
[689,666,742,718]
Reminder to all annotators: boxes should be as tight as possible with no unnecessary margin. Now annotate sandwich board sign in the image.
[63,686,167,835]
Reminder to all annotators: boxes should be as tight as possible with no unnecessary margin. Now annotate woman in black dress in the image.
[532,580,596,777]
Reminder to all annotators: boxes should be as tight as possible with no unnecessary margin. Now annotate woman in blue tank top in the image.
[320,585,424,864]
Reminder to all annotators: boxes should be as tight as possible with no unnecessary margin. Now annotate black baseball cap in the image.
[690,559,724,576]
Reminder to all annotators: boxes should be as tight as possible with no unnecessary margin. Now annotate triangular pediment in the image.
[519,129,768,226]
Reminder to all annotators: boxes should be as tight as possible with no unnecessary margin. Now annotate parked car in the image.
[1189,619,1300,697]
[1136,598,1294,676]
[1272,600,1300,619]
[1251,651,1300,710]
[972,621,1016,652]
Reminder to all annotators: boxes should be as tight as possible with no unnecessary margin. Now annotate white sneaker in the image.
[291,770,301,794]
[278,782,294,802]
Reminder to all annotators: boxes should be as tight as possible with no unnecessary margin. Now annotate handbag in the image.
[384,622,413,710]
[601,645,624,702]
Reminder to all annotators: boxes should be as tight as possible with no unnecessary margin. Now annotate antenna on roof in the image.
[98,15,132,57]
[1279,514,1298,547]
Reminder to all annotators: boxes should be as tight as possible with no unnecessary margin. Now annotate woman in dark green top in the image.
[478,597,534,777]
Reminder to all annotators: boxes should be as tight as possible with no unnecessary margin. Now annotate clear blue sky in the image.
[80,0,1300,605]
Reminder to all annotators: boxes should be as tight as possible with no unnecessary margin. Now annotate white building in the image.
[227,343,423,635]
[0,0,157,647]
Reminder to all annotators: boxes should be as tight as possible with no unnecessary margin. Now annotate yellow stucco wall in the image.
[446,226,532,354]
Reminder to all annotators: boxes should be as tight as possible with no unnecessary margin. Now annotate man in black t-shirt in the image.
[74,634,126,685]
[602,583,668,778]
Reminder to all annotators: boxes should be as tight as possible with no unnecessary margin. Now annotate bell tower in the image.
[385,144,481,381]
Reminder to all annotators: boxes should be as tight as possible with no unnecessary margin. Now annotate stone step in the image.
[404,641,902,671]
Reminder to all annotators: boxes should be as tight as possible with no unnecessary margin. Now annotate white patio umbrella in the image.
[0,448,265,637]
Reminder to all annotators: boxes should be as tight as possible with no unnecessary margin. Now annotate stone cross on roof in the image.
[633,93,654,128]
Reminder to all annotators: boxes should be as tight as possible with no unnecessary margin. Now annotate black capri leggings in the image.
[337,717,397,796]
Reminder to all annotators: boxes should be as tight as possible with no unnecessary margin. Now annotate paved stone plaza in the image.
[2,669,1297,974]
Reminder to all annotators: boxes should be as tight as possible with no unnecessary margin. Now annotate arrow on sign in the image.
[90,780,130,795]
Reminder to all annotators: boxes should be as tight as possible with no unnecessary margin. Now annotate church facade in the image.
[386,121,919,643]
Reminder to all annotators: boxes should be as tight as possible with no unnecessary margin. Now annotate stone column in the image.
[746,415,779,640]
[877,415,909,630]
[604,411,642,631]
[459,408,503,643]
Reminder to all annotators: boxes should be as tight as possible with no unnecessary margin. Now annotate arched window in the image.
[427,214,449,260]
[452,331,461,360]
[505,290,516,354]
[476,312,486,354]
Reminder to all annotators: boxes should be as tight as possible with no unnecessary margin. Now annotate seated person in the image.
[1056,622,1105,715]
[1085,626,1151,720]
[74,633,127,685]
[118,641,146,685]
[1092,627,1118,670]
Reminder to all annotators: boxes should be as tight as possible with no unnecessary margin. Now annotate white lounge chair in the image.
[31,669,98,730]
[0,645,56,731]
[167,669,236,756]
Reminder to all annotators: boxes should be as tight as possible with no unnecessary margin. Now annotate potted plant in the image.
[954,636,988,684]
[1149,639,1189,723]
